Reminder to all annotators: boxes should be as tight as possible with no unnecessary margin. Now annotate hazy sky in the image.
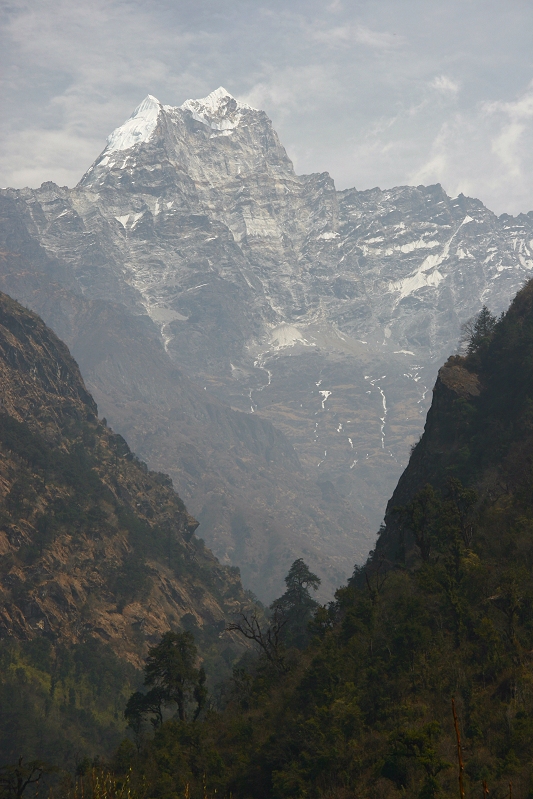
[2,0,533,214]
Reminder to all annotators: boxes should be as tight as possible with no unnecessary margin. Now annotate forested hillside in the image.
[7,276,533,798]
[101,278,533,799]
[0,291,254,768]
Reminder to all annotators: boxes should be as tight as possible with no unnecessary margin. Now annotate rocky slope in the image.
[0,291,256,667]
[2,87,533,597]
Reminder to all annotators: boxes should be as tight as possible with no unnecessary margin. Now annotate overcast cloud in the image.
[1,0,533,214]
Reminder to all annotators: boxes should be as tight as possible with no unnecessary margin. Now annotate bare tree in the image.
[0,757,56,799]
[227,606,289,673]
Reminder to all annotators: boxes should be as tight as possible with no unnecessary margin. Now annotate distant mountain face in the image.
[1,87,532,598]
[0,291,256,667]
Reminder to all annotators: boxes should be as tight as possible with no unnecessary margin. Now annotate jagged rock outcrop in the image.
[2,87,533,597]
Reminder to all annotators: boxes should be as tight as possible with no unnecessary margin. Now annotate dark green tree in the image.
[193,666,207,721]
[125,686,167,736]
[144,631,200,721]
[124,690,149,742]
[270,558,321,648]
[0,757,56,799]
[383,723,450,799]
[227,606,289,674]
[125,631,206,736]
[461,305,498,355]
[395,484,443,563]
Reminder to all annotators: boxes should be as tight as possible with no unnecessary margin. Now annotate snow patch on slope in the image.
[390,254,445,299]
[390,216,474,300]
[398,238,439,253]
[270,324,311,349]
[180,87,254,131]
[104,95,161,154]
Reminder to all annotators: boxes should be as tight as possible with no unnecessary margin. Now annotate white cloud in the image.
[239,64,338,120]
[405,81,533,213]
[483,82,533,178]
[483,81,533,120]
[311,23,402,49]
[0,128,98,190]
[353,25,401,49]
[491,122,526,177]
[0,0,219,186]
[431,75,460,94]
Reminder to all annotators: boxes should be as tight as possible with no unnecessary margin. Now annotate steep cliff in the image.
[374,277,533,565]
[0,291,254,667]
[0,195,368,601]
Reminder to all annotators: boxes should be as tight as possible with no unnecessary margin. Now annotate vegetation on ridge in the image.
[85,281,533,799]
[8,280,533,798]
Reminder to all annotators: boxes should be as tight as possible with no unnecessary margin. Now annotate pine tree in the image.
[460,305,498,355]
[270,558,321,649]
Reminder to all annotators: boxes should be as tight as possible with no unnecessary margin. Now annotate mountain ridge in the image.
[0,181,370,601]
[373,278,533,566]
[2,88,533,597]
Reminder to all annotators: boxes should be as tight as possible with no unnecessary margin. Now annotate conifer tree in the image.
[460,305,498,354]
[270,558,321,648]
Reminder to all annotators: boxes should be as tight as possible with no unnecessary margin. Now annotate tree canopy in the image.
[125,631,205,734]
[270,558,321,648]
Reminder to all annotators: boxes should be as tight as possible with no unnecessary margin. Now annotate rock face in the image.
[1,87,533,599]
[0,291,255,666]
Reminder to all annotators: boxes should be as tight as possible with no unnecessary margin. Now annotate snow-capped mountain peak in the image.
[78,86,287,190]
[179,86,255,131]
[104,94,162,154]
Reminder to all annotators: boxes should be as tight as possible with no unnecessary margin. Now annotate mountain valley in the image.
[3,85,533,799]
[71,277,533,799]
[2,87,533,598]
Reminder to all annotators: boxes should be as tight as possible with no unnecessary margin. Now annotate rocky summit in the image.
[1,87,532,599]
